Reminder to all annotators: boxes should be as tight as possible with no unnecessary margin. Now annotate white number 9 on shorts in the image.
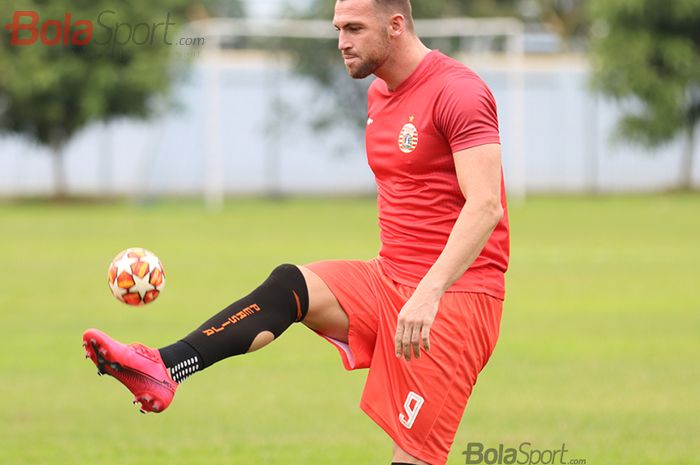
[399,391,425,429]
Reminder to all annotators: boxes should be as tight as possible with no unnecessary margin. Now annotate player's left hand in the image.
[395,291,439,361]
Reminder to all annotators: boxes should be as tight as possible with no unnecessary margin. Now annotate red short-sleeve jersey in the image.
[366,50,510,299]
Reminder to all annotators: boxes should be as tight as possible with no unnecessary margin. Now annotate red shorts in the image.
[304,259,503,465]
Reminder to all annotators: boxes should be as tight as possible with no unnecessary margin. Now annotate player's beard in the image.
[344,35,391,79]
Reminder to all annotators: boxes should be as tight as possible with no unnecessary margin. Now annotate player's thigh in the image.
[298,265,349,343]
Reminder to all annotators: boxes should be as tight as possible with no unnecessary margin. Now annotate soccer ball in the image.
[108,247,166,306]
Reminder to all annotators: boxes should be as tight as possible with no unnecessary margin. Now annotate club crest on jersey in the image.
[398,116,419,154]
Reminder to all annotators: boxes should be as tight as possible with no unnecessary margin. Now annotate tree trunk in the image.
[50,139,67,199]
[680,123,696,190]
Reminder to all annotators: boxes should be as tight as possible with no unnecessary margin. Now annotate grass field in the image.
[1,194,698,465]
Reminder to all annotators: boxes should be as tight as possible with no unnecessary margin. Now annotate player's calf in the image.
[161,263,309,375]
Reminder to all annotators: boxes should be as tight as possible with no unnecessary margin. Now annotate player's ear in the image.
[388,13,404,38]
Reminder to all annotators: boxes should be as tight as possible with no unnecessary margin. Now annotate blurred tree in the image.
[0,0,214,197]
[522,0,589,50]
[590,0,700,189]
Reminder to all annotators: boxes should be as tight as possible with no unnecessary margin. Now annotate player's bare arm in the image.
[395,143,504,361]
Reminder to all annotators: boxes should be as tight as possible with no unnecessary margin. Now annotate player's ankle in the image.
[159,340,202,383]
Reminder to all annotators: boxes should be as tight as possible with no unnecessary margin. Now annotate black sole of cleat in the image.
[109,361,124,372]
[90,340,108,375]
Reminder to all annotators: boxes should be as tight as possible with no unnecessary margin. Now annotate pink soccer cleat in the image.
[82,328,177,413]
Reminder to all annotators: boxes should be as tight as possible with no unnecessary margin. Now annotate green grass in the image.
[0,194,698,465]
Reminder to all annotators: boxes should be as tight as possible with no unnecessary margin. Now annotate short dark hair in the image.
[338,0,415,30]
[374,0,412,17]
[375,0,414,29]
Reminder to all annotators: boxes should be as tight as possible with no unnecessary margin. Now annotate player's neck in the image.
[376,38,431,91]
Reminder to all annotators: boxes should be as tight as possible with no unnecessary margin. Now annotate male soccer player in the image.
[82,1,509,463]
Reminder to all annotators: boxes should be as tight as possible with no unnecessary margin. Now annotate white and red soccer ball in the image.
[108,248,165,306]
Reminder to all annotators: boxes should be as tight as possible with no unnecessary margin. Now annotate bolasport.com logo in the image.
[462,442,587,465]
[0,10,204,53]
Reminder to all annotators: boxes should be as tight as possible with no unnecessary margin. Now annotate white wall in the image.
[0,53,697,197]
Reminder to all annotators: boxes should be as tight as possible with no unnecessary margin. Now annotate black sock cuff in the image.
[159,340,201,369]
[179,339,203,361]
[159,340,203,383]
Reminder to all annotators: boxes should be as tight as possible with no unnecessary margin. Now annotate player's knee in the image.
[269,263,301,281]
[265,263,309,323]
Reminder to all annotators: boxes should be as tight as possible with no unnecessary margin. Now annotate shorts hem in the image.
[304,262,370,370]
[313,324,363,371]
[360,400,446,465]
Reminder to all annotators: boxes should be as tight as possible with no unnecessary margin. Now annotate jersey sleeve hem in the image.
[450,137,502,155]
